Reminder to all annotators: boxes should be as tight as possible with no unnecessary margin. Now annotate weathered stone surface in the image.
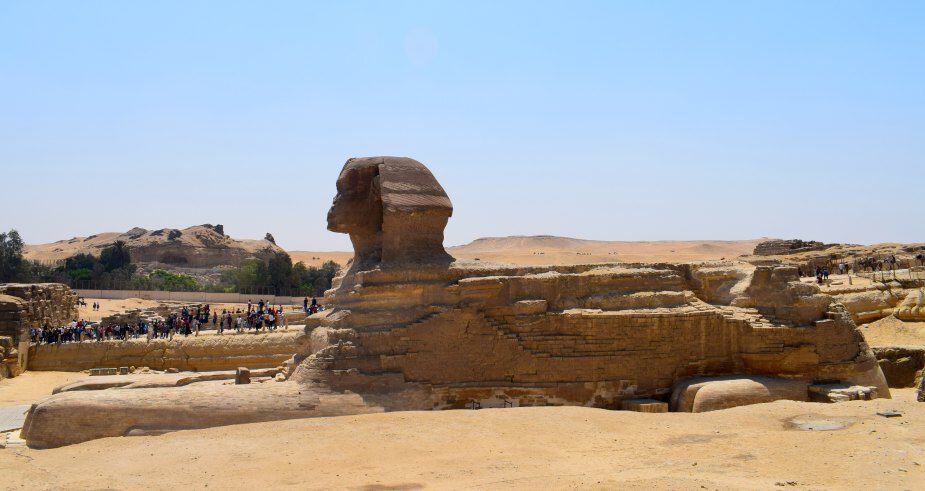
[873,346,925,388]
[895,289,925,321]
[0,283,78,377]
[620,398,668,413]
[834,289,903,324]
[21,383,381,449]
[28,330,304,372]
[53,368,282,393]
[327,156,453,268]
[671,376,809,412]
[0,284,77,341]
[808,383,879,403]
[235,367,251,384]
[730,265,832,325]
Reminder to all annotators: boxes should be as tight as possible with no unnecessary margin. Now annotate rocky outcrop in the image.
[24,224,283,269]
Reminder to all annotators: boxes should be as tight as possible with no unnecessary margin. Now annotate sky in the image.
[1,1,923,251]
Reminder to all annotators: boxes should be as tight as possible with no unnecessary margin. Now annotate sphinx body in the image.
[21,156,889,448]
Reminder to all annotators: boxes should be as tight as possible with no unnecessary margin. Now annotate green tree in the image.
[132,269,200,291]
[99,240,131,272]
[290,260,341,296]
[266,252,293,293]
[0,229,26,282]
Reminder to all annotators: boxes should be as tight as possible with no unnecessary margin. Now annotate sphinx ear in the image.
[366,173,384,231]
[369,173,381,201]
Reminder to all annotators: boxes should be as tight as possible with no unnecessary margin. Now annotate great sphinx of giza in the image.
[21,156,889,448]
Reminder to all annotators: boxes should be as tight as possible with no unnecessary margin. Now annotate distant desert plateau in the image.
[27,232,766,269]
[290,235,767,267]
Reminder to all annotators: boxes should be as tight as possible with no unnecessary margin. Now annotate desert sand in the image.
[862,316,925,347]
[0,373,921,489]
[287,250,355,267]
[288,237,764,268]
[0,371,85,406]
[74,298,301,323]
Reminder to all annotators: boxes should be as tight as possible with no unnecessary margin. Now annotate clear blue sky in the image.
[2,1,923,250]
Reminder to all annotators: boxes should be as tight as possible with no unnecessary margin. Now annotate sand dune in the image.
[861,315,925,346]
[290,236,766,268]
[1,382,921,489]
[446,235,767,265]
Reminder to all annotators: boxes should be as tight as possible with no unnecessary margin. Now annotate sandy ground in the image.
[0,371,85,406]
[76,298,304,323]
[290,238,763,268]
[0,384,920,489]
[862,315,925,347]
[288,250,354,267]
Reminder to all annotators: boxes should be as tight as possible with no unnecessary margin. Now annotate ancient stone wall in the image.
[292,262,887,409]
[753,239,830,256]
[0,283,78,378]
[874,346,925,388]
[0,283,78,340]
[28,331,304,372]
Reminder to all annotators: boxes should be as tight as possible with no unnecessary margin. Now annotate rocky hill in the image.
[24,224,284,269]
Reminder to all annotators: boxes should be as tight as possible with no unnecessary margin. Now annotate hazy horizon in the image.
[3,2,923,250]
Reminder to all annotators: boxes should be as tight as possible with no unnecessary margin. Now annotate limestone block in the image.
[21,383,380,448]
[670,376,809,413]
[513,300,548,315]
[808,383,878,402]
[620,398,668,413]
[235,367,251,384]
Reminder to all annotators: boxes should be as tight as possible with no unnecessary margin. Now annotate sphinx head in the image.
[328,157,453,267]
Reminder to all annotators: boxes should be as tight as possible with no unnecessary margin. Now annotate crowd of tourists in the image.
[30,298,324,345]
[797,254,909,284]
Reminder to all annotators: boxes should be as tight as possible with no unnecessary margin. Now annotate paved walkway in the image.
[0,405,30,432]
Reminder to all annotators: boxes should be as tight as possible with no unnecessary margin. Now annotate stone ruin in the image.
[21,156,890,448]
[753,239,832,256]
[0,283,78,378]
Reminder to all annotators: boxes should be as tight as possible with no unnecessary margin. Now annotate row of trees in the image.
[0,229,340,296]
[218,253,340,296]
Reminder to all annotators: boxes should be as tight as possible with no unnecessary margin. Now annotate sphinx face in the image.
[326,164,382,235]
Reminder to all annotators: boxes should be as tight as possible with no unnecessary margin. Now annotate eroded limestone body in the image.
[21,156,890,448]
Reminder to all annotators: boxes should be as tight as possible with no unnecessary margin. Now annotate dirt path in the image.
[0,371,84,406]
[861,315,925,346]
